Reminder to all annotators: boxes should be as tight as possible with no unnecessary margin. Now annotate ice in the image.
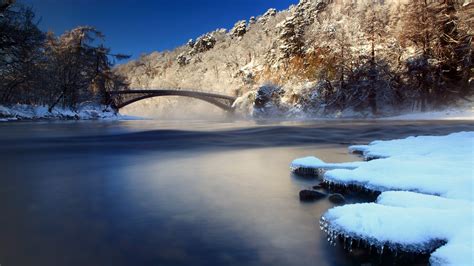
[322,192,473,265]
[294,132,474,265]
[325,132,474,200]
[348,131,473,160]
[291,156,364,171]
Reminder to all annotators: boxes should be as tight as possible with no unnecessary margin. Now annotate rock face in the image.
[300,190,327,201]
[190,33,217,55]
[230,20,248,39]
[175,31,224,66]
[176,53,189,66]
[254,85,281,107]
[253,85,288,117]
[258,8,277,24]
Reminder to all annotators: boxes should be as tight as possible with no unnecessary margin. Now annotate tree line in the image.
[0,0,129,111]
[259,0,473,114]
[315,0,473,113]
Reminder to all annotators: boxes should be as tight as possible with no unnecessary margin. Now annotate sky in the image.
[22,0,299,61]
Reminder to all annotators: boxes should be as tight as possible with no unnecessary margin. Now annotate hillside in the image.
[115,0,473,118]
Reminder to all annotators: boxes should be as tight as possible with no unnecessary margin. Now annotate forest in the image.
[117,0,473,117]
[0,0,128,112]
[1,0,473,116]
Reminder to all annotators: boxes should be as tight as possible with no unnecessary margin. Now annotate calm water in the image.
[0,119,472,266]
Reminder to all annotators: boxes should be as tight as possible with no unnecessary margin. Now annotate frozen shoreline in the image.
[2,102,472,122]
[0,104,142,122]
[292,132,474,265]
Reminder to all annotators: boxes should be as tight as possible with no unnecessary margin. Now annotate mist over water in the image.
[0,119,472,266]
[120,98,230,120]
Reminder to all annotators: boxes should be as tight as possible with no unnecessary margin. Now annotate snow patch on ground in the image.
[293,132,474,265]
[0,104,130,121]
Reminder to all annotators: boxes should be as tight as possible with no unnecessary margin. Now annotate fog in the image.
[120,97,230,119]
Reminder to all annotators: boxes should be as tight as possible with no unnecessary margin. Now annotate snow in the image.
[291,156,363,171]
[348,131,473,159]
[0,104,125,121]
[322,191,473,265]
[294,132,474,265]
[382,107,473,121]
[325,153,473,200]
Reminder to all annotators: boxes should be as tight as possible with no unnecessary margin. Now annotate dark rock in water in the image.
[299,190,326,201]
[351,149,365,156]
[328,193,345,204]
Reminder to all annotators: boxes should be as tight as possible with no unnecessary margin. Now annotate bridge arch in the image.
[109,89,237,112]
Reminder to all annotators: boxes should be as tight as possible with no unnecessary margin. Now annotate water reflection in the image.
[0,120,472,265]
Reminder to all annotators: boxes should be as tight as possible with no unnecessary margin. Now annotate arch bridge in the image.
[108,89,237,112]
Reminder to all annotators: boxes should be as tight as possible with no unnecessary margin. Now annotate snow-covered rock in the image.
[229,20,247,39]
[294,132,474,265]
[253,85,289,117]
[321,191,473,265]
[257,8,277,24]
[190,33,217,55]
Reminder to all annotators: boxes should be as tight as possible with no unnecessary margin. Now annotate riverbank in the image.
[0,104,125,122]
[292,132,474,265]
[2,101,472,122]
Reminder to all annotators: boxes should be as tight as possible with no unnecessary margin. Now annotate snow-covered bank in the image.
[233,86,473,120]
[0,104,129,121]
[292,132,474,265]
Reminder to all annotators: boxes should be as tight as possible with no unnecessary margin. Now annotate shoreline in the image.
[291,132,474,265]
[1,106,472,123]
[0,104,143,122]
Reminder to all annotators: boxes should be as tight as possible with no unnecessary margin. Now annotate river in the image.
[0,119,472,266]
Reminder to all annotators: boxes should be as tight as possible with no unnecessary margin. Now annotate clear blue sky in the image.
[22,0,298,60]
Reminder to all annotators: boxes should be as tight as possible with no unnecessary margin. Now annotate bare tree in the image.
[0,0,14,14]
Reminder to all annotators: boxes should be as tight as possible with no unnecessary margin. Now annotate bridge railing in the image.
[128,88,234,95]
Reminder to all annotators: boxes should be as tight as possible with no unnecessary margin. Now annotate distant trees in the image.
[400,0,473,110]
[306,0,472,114]
[44,27,129,111]
[431,0,473,102]
[361,2,389,114]
[0,0,128,110]
[57,0,472,116]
